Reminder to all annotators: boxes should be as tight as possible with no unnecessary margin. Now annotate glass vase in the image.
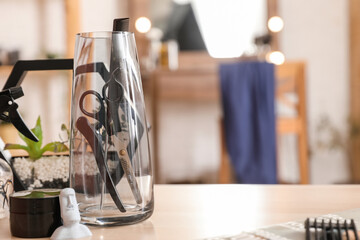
[70,31,153,226]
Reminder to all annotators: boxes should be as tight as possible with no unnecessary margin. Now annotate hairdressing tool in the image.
[76,117,126,213]
[78,71,142,204]
[0,87,38,142]
[74,61,145,163]
[108,18,130,133]
[305,218,359,240]
[73,18,144,213]
[74,63,145,151]
[113,18,129,32]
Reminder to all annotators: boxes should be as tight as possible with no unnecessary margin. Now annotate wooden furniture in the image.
[350,0,360,183]
[219,62,309,184]
[0,184,360,239]
[150,53,308,184]
[276,62,308,183]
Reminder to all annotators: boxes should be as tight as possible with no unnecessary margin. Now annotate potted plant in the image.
[5,116,69,189]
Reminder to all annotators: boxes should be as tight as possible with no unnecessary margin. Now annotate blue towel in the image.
[220,61,277,184]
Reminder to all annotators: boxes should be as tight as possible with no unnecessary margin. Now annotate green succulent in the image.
[5,116,68,161]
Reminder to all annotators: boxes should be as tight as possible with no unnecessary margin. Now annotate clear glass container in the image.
[70,31,153,226]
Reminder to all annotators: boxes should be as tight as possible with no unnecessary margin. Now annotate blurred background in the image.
[0,0,357,184]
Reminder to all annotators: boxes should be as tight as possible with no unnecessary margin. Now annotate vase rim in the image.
[76,31,134,39]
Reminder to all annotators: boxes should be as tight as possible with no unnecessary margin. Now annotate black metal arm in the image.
[3,59,73,90]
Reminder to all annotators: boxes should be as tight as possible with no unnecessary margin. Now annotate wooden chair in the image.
[218,62,309,184]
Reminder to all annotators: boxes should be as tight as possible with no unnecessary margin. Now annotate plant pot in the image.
[11,155,69,190]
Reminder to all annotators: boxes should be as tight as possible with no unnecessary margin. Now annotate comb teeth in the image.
[305,218,359,240]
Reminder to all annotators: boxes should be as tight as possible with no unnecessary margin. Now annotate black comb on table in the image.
[305,218,359,240]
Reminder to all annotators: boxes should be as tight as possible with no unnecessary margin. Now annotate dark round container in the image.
[9,189,62,238]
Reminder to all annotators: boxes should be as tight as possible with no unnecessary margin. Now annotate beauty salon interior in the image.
[0,0,359,187]
[3,0,360,239]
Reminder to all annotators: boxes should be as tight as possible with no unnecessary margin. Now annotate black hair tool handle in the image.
[108,18,130,134]
[113,18,129,31]
[76,116,126,213]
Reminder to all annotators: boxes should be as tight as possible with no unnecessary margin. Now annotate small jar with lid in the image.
[9,189,61,238]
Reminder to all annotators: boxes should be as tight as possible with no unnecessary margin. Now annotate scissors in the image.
[79,73,142,205]
[76,116,126,212]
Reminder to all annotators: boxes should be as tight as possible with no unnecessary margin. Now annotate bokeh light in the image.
[268,16,284,32]
[266,51,285,65]
[135,17,152,33]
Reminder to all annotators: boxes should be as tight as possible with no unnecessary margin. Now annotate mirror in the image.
[150,0,268,58]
